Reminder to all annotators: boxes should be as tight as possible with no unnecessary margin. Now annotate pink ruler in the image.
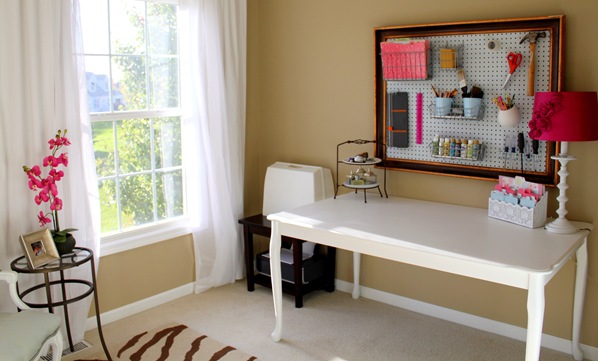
[416,92,423,144]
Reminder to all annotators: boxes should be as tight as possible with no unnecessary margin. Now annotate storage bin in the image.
[487,192,547,228]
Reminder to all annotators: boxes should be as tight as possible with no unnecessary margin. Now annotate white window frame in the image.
[83,0,189,255]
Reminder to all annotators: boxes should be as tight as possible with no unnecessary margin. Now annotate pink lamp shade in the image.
[528,92,598,141]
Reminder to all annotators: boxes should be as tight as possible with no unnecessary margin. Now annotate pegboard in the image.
[374,16,564,185]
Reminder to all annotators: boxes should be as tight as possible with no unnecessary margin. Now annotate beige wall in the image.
[93,235,195,316]
[95,0,598,350]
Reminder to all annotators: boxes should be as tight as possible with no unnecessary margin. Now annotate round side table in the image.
[11,247,112,360]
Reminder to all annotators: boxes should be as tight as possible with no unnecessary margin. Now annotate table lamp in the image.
[528,91,598,234]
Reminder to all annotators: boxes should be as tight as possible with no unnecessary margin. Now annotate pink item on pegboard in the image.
[416,93,423,144]
[380,40,429,80]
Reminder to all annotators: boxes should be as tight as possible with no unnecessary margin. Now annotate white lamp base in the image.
[546,145,578,234]
[545,217,578,234]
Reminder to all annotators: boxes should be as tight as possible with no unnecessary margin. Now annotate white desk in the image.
[267,193,592,361]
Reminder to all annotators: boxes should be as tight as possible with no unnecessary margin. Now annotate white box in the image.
[263,162,334,216]
[487,192,548,229]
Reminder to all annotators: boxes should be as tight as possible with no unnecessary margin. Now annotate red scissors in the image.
[502,52,522,89]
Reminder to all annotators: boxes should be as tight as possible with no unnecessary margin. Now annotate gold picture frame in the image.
[19,228,59,269]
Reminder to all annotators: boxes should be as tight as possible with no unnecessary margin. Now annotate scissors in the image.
[502,52,522,89]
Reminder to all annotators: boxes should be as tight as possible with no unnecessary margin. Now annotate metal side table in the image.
[11,247,112,360]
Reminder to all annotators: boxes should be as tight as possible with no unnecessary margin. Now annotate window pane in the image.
[150,57,179,109]
[117,119,151,174]
[154,117,182,168]
[112,55,147,111]
[120,174,154,228]
[98,179,118,233]
[92,121,116,177]
[157,170,183,221]
[147,3,178,55]
[110,0,145,55]
[80,0,109,54]
[85,56,113,113]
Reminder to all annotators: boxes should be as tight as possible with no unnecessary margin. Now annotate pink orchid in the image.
[28,178,42,190]
[49,169,64,181]
[38,211,52,226]
[59,153,69,166]
[43,155,59,167]
[23,129,73,237]
[50,197,63,211]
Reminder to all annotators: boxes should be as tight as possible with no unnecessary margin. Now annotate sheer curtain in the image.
[0,0,99,345]
[180,0,247,292]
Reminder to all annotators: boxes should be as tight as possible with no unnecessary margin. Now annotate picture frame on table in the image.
[19,228,59,269]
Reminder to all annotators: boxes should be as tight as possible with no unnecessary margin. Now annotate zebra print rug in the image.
[75,324,258,361]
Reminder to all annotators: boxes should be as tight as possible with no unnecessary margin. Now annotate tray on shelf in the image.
[342,157,382,165]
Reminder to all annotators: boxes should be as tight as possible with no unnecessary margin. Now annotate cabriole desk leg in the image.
[572,238,588,361]
[270,220,283,342]
[525,274,545,361]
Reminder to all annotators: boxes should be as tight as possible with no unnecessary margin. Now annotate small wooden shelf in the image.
[238,214,336,308]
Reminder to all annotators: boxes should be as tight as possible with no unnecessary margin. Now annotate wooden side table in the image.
[11,247,112,360]
[239,214,335,308]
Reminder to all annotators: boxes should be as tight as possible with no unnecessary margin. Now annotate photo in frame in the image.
[19,228,59,269]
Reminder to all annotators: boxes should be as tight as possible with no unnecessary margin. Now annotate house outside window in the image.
[81,0,187,252]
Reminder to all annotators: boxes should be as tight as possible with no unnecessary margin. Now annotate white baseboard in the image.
[85,279,598,360]
[335,279,598,361]
[84,282,195,331]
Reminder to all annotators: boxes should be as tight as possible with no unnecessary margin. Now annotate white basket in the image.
[487,192,547,229]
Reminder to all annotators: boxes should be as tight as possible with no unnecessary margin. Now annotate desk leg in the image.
[352,252,361,299]
[270,220,283,342]
[572,238,588,361]
[525,274,545,361]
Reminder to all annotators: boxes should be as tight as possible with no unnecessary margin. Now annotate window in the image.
[81,0,186,247]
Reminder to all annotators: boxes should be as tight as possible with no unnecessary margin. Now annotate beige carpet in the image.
[63,281,574,361]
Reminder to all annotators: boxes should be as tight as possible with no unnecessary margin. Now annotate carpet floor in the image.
[62,281,574,361]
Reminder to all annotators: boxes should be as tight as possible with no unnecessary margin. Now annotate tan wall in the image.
[95,0,598,350]
[94,235,195,316]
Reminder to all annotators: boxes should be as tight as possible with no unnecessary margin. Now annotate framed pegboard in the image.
[374,16,564,185]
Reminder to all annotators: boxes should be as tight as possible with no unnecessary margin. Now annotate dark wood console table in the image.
[239,214,336,308]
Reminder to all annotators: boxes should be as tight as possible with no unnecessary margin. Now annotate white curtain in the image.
[180,0,247,292]
[0,0,99,345]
